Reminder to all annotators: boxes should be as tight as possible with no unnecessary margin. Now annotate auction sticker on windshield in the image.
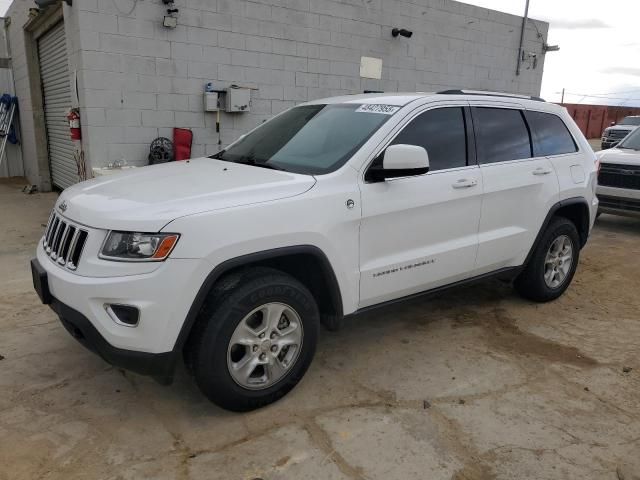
[356,104,401,115]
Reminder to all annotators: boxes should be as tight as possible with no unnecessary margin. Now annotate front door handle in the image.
[452,178,478,189]
[533,167,553,176]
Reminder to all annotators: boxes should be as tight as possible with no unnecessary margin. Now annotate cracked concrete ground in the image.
[0,177,638,480]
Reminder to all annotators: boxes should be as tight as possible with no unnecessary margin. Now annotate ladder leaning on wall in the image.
[0,94,18,171]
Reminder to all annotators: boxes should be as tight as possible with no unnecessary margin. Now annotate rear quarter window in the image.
[525,111,578,157]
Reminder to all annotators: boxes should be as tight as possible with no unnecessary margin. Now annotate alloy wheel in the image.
[227,302,304,390]
[544,235,574,288]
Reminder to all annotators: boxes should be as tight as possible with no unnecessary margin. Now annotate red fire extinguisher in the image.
[67,108,81,141]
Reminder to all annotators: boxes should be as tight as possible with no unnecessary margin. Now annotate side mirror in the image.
[367,144,429,182]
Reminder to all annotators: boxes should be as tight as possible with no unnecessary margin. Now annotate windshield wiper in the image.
[236,152,284,170]
[250,163,285,171]
[210,150,286,171]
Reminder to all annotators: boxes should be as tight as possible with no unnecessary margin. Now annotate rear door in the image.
[471,104,559,273]
[358,104,483,307]
[524,110,583,200]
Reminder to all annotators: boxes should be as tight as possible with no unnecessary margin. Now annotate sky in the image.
[1,0,637,106]
[462,0,640,106]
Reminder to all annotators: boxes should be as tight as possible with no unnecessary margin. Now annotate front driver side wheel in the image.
[227,302,305,391]
[187,268,319,412]
[514,217,580,302]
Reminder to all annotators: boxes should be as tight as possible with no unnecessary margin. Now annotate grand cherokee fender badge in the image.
[373,259,435,278]
[58,201,68,213]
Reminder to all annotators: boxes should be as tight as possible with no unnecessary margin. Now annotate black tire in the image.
[514,217,580,302]
[321,313,343,332]
[186,267,319,412]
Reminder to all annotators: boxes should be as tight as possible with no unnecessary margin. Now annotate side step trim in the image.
[346,266,521,318]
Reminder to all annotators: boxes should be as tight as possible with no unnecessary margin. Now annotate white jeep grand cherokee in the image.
[32,91,599,411]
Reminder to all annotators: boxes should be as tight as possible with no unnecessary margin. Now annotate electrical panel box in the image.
[224,87,251,113]
[204,92,219,112]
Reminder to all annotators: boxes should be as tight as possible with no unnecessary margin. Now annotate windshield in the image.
[618,117,640,126]
[212,104,395,174]
[618,127,640,150]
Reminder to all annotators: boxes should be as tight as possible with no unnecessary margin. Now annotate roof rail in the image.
[437,89,546,102]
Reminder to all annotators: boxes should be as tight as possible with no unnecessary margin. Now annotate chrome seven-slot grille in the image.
[42,211,88,271]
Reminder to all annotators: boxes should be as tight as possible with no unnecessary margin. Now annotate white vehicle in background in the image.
[597,127,640,217]
[601,116,640,150]
[32,91,598,411]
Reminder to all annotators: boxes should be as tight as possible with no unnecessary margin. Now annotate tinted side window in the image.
[525,111,577,156]
[474,108,531,164]
[391,107,467,171]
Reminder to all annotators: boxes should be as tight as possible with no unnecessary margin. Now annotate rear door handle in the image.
[533,167,553,176]
[452,178,478,189]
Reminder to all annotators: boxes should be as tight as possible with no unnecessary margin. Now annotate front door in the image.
[358,105,483,308]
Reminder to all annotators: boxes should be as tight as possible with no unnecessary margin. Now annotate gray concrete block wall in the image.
[72,0,548,168]
[4,0,40,183]
[0,20,23,178]
[8,0,549,178]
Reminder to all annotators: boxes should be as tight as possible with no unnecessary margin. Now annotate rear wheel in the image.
[187,268,319,411]
[514,217,580,302]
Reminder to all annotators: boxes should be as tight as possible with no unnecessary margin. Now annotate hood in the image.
[56,158,316,231]
[596,147,640,166]
[605,125,637,133]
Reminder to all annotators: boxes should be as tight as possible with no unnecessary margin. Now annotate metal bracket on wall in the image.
[521,50,538,70]
[34,0,72,8]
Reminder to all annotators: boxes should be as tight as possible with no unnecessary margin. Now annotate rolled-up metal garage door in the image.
[38,21,77,189]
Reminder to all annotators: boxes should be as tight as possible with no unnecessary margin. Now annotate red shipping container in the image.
[560,104,640,139]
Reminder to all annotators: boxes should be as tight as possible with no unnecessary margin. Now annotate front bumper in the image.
[56,293,175,380]
[597,197,640,218]
[597,186,640,218]
[32,257,175,380]
[33,242,212,379]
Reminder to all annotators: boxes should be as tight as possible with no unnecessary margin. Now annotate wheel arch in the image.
[524,197,591,267]
[173,245,344,355]
[553,199,590,248]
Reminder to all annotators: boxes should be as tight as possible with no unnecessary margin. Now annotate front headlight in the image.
[100,231,180,262]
